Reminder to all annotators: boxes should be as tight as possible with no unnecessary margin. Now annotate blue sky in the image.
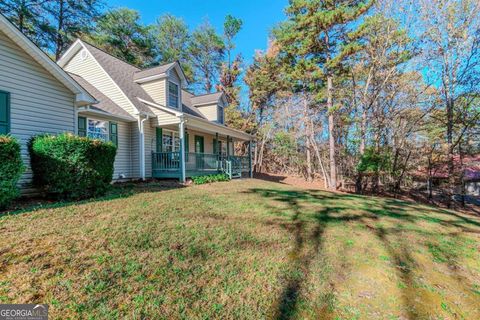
[107,0,289,64]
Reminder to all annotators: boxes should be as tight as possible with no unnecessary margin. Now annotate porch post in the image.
[226,136,230,158]
[248,140,253,178]
[179,119,186,183]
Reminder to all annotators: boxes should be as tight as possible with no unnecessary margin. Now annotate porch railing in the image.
[152,152,181,172]
[185,153,222,172]
[152,152,250,177]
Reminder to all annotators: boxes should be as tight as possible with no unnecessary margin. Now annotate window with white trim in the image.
[217,105,224,124]
[162,130,180,152]
[87,119,108,141]
[168,82,179,108]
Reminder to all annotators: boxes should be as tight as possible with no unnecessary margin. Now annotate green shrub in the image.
[357,147,391,174]
[0,136,25,209]
[29,133,117,200]
[192,174,230,185]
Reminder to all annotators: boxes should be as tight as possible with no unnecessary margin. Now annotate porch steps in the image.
[231,172,242,179]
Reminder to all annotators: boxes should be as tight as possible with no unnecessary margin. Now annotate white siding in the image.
[79,114,133,180]
[152,109,179,126]
[197,103,220,122]
[131,118,155,178]
[63,47,137,115]
[185,129,216,154]
[144,120,155,177]
[141,75,182,113]
[141,79,166,106]
[0,30,76,188]
[131,120,140,178]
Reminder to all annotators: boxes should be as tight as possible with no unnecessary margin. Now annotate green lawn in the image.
[1,179,479,319]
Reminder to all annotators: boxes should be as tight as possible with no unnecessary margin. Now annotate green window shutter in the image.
[185,133,189,153]
[213,138,217,154]
[156,127,163,152]
[109,122,118,146]
[0,91,10,135]
[78,116,87,137]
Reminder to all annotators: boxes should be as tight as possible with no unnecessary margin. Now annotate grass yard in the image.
[1,179,480,319]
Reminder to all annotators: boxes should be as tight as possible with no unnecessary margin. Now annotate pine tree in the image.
[188,21,225,93]
[153,14,193,81]
[0,0,50,48]
[275,0,373,189]
[46,0,103,60]
[87,8,155,67]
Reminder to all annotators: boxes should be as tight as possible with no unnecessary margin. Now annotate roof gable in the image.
[79,41,155,116]
[133,61,188,85]
[58,39,156,116]
[190,92,227,107]
[69,73,135,121]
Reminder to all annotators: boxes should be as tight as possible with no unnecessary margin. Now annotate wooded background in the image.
[1,0,480,205]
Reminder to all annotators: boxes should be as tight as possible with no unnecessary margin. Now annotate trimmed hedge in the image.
[0,136,25,209]
[29,133,117,200]
[192,173,230,185]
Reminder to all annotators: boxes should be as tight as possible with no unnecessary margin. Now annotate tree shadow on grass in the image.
[248,188,368,319]
[248,187,480,319]
[0,180,185,217]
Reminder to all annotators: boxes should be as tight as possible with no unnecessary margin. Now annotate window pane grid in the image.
[87,119,108,142]
[168,82,179,108]
[162,131,180,152]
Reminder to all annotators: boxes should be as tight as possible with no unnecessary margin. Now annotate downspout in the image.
[139,115,149,181]
[74,106,79,135]
[179,116,186,183]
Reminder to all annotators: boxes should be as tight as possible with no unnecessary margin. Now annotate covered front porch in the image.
[150,114,253,181]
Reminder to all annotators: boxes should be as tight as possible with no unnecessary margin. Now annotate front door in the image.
[194,135,204,153]
[194,135,205,170]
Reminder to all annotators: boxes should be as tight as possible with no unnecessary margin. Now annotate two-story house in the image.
[57,40,253,182]
[0,11,252,190]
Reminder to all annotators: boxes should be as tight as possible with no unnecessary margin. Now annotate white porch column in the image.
[179,118,186,183]
[139,115,149,181]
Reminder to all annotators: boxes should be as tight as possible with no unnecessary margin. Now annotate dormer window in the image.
[217,105,224,124]
[168,81,179,108]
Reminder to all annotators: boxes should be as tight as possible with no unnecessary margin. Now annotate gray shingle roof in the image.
[133,62,176,81]
[81,41,155,115]
[79,40,225,122]
[69,72,136,121]
[190,92,224,106]
[181,90,207,119]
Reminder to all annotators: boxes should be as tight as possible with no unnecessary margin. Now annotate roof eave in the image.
[78,106,137,122]
[134,73,168,84]
[184,114,254,141]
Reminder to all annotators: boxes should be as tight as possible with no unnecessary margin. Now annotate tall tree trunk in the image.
[356,105,368,194]
[55,0,65,60]
[447,96,454,208]
[306,136,312,182]
[327,74,337,190]
[360,105,367,155]
[310,136,329,189]
[459,142,466,208]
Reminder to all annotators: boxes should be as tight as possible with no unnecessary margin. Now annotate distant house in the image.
[0,13,253,192]
[414,155,480,196]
